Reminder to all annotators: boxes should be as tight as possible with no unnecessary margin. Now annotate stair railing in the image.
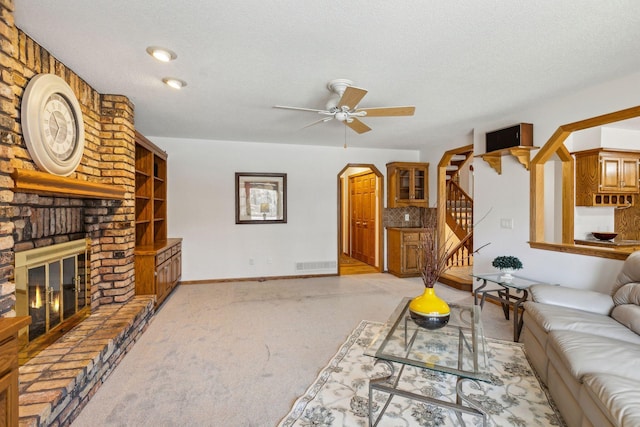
[445,180,474,267]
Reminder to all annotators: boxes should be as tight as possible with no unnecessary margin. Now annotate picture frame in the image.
[235,173,287,224]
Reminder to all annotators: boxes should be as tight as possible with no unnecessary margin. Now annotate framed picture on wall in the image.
[235,173,287,224]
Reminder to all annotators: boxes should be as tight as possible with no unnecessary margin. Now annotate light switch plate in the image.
[500,218,514,229]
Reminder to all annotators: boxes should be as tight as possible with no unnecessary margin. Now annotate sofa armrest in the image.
[529,284,614,315]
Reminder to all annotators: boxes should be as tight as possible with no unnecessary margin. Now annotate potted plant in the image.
[492,255,523,279]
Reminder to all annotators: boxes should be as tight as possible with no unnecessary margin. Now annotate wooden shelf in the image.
[12,169,126,199]
[477,146,539,175]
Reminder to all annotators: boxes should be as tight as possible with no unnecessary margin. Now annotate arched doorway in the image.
[337,164,384,275]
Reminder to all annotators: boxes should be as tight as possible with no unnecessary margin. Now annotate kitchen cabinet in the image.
[574,148,640,206]
[387,228,426,277]
[387,162,429,208]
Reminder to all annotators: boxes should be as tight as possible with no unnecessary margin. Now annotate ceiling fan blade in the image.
[273,105,325,113]
[346,118,372,134]
[301,117,333,129]
[337,87,368,110]
[356,106,416,117]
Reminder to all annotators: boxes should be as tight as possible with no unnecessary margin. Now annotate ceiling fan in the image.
[274,79,415,134]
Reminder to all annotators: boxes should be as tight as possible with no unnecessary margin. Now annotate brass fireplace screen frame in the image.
[14,238,91,348]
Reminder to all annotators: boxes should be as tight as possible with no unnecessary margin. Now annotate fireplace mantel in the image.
[11,169,126,200]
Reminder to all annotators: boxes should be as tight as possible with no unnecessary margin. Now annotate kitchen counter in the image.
[574,239,640,250]
[386,227,429,231]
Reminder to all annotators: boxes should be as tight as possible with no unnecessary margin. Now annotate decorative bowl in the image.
[592,232,618,241]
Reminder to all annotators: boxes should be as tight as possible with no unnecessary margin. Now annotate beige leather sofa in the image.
[521,251,640,427]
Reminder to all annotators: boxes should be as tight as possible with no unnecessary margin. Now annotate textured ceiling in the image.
[14,1,640,150]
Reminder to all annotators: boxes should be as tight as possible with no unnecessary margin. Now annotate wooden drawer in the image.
[402,232,420,242]
[172,243,180,255]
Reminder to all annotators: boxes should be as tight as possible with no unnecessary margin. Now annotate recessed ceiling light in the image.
[162,77,187,89]
[146,46,177,62]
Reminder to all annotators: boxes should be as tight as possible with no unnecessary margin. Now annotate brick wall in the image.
[0,1,136,315]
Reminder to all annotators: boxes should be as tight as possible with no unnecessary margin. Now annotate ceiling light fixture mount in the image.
[162,77,187,89]
[146,46,177,62]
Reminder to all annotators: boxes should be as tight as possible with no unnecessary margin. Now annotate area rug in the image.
[278,320,565,427]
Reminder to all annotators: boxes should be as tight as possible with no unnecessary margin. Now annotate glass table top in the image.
[365,297,491,382]
[471,273,540,290]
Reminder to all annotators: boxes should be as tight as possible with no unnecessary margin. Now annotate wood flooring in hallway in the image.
[339,253,379,275]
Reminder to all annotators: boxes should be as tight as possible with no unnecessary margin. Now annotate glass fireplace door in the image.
[24,250,88,342]
[15,238,90,344]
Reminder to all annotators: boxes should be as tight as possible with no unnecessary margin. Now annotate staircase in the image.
[437,147,474,291]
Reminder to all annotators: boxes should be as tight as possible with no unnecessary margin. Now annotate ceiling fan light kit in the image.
[274,78,415,134]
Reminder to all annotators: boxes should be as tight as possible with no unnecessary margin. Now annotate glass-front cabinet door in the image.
[413,168,425,201]
[387,162,429,208]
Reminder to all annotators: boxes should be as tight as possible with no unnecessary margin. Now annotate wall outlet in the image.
[404,213,410,221]
[500,218,514,229]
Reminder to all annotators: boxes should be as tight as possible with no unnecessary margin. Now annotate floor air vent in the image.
[295,261,337,272]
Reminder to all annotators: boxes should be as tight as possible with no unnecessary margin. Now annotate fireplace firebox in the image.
[15,239,90,347]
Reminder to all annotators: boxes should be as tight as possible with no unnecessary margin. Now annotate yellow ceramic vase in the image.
[408,287,451,330]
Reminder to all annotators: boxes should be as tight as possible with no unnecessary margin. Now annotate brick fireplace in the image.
[0,3,158,425]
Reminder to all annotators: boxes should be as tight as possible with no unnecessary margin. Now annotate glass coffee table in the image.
[471,273,542,342]
[365,297,490,427]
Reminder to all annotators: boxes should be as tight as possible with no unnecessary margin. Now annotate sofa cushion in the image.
[548,330,640,382]
[612,250,640,295]
[529,284,614,315]
[611,304,640,336]
[613,282,640,305]
[523,301,640,345]
[581,373,640,427]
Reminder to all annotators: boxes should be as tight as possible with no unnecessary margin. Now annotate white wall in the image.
[151,137,418,281]
[602,127,640,150]
[471,72,640,292]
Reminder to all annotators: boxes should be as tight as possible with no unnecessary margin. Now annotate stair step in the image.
[450,154,467,162]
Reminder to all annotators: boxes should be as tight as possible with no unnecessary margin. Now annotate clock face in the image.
[21,74,85,176]
[42,93,78,161]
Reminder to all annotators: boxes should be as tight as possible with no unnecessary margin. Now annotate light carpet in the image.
[279,320,565,427]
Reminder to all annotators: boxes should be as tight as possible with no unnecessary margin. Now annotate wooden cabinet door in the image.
[387,162,429,208]
[403,241,421,274]
[171,253,181,284]
[156,260,169,302]
[397,168,412,203]
[401,232,422,274]
[600,154,639,192]
[412,167,428,205]
[600,156,621,191]
[620,156,639,192]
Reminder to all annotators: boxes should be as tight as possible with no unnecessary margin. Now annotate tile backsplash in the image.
[384,206,430,228]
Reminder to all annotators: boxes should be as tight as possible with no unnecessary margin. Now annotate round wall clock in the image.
[21,74,85,176]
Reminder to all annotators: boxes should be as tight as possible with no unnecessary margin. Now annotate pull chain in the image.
[343,123,347,149]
